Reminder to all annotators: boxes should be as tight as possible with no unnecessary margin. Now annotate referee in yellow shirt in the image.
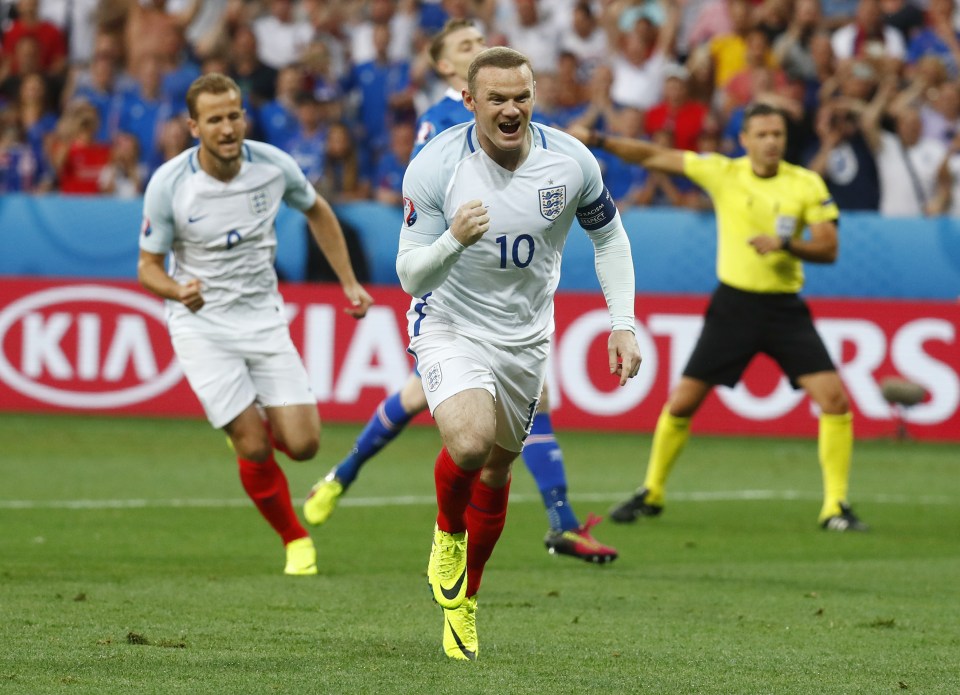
[571,102,866,531]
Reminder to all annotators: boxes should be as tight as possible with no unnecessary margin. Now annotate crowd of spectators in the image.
[1,0,959,216]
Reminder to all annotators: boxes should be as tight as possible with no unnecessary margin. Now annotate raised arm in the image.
[568,125,687,175]
[806,103,842,176]
[860,78,898,153]
[654,0,681,58]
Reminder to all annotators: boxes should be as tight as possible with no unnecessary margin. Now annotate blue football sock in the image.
[521,413,579,532]
[334,392,413,488]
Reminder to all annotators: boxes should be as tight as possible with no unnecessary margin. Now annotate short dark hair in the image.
[429,19,476,66]
[185,73,241,119]
[466,47,532,95]
[741,102,786,132]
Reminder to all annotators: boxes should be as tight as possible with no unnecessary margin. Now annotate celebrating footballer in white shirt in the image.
[137,73,373,577]
[305,18,624,570]
[399,47,642,661]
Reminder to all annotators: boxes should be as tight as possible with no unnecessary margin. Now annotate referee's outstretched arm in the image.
[567,125,685,175]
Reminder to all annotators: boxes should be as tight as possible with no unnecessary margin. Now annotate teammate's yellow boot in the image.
[283,536,317,576]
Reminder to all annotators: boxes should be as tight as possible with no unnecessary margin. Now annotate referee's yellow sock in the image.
[642,406,691,506]
[818,411,854,522]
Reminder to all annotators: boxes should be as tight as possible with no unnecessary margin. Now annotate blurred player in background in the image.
[570,102,867,532]
[304,19,621,564]
[137,74,373,576]
[398,47,641,660]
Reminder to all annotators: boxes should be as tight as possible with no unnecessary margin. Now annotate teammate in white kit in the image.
[404,47,642,661]
[137,73,373,576]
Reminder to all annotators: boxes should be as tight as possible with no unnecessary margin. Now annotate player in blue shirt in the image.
[304,19,620,565]
[411,78,471,158]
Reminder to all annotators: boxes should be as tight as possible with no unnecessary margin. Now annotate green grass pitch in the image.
[2,413,959,694]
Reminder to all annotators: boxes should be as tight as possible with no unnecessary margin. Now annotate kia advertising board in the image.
[1,278,957,440]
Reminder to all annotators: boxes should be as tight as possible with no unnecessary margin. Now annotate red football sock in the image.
[465,477,511,597]
[434,447,481,534]
[237,455,308,545]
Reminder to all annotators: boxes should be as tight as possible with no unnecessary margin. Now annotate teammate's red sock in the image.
[434,447,481,534]
[237,455,308,545]
[465,477,511,597]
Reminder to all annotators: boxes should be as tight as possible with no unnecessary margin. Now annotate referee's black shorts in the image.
[683,283,836,389]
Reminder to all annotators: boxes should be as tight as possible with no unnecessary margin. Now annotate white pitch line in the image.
[0,490,953,510]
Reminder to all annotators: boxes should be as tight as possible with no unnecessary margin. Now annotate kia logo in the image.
[0,285,182,408]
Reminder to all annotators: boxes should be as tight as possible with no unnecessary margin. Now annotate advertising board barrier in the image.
[3,194,959,300]
[1,278,957,440]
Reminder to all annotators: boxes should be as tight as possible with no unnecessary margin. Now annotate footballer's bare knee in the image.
[284,433,320,461]
[399,373,429,414]
[480,447,518,488]
[817,389,849,415]
[667,377,711,418]
[445,431,495,470]
[434,389,496,467]
[225,407,273,460]
[799,371,849,415]
[230,434,273,462]
[265,404,321,459]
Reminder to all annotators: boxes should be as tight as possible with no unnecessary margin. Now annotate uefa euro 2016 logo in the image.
[248,188,270,216]
[538,185,566,221]
[403,196,418,226]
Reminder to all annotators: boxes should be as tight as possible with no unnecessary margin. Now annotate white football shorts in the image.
[409,328,549,452]
[171,326,315,429]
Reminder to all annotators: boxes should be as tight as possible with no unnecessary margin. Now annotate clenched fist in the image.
[450,199,490,247]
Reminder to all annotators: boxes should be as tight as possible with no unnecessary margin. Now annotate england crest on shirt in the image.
[538,185,566,221]
[248,188,271,216]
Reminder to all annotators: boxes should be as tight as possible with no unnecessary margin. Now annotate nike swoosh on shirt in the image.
[188,214,208,223]
[439,569,466,601]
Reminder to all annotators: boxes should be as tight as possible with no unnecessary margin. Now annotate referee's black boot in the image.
[609,488,664,523]
[821,503,869,532]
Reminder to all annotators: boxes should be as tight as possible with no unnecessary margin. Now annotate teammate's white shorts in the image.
[409,328,549,453]
[172,326,315,429]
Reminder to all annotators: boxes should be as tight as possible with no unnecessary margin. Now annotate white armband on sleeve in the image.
[396,231,467,297]
[588,222,636,333]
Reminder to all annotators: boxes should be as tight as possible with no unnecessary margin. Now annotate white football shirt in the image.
[400,121,621,346]
[876,132,948,217]
[140,139,317,336]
